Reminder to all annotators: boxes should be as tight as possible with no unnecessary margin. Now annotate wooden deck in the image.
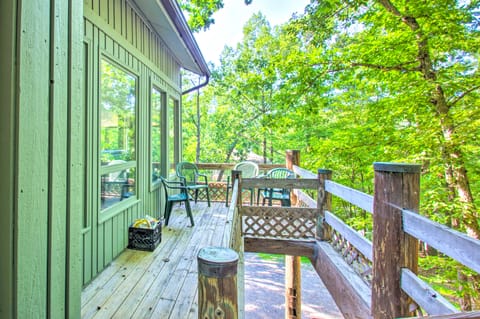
[81,201,230,319]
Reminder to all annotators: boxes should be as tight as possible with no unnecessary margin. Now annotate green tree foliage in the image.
[296,0,479,232]
[214,14,289,163]
[282,0,480,309]
[179,0,257,32]
[181,0,479,309]
[178,0,224,32]
[183,13,290,164]
[100,60,136,163]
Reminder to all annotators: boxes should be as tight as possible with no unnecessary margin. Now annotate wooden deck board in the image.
[81,202,229,319]
[81,202,346,319]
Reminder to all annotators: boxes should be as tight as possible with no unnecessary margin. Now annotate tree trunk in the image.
[458,269,472,311]
[378,1,480,310]
[217,142,237,182]
[263,135,267,164]
[432,86,480,240]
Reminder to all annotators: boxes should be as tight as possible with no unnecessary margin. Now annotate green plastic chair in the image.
[226,161,259,206]
[176,162,211,207]
[257,168,295,207]
[160,176,194,226]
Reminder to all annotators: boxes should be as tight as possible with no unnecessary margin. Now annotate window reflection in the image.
[151,87,163,183]
[100,59,137,209]
[100,59,136,165]
[100,167,136,209]
[168,98,178,175]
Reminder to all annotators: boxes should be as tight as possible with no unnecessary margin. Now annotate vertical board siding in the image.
[149,187,163,219]
[49,0,69,316]
[82,0,183,285]
[100,0,108,23]
[114,0,121,33]
[7,0,84,317]
[97,222,105,272]
[17,2,51,317]
[83,20,96,286]
[114,214,122,255]
[104,219,113,265]
[0,0,16,317]
[85,0,181,85]
[82,230,93,285]
[108,0,114,26]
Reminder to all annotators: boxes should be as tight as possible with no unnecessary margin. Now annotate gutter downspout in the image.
[182,74,210,95]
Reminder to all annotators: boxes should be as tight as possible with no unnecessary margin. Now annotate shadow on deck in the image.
[81,202,342,319]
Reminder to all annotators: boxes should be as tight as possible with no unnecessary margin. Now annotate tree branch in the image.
[350,61,418,72]
[376,0,436,80]
[448,85,480,107]
[377,0,402,17]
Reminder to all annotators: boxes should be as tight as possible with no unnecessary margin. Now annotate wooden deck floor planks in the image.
[81,202,230,319]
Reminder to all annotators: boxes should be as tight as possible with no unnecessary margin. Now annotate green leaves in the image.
[180,0,479,308]
[178,0,224,32]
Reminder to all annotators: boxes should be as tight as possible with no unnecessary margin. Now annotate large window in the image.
[151,87,164,183]
[99,58,137,209]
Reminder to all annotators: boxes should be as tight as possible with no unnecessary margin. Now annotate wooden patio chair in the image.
[176,162,211,207]
[226,161,259,206]
[160,176,194,226]
[257,168,295,207]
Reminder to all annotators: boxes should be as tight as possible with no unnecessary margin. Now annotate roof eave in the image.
[133,0,210,77]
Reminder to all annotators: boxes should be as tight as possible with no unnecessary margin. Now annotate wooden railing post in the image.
[285,150,300,206]
[285,150,301,319]
[285,256,301,319]
[317,169,332,241]
[372,163,420,319]
[231,170,242,206]
[198,247,239,319]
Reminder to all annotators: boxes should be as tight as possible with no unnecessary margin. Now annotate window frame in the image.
[167,96,180,178]
[98,54,139,212]
[149,81,167,189]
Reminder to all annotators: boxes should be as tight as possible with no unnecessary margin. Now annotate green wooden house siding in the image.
[82,0,186,286]
[0,0,84,318]
[0,0,207,318]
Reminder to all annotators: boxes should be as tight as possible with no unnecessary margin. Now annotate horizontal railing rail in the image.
[241,177,319,190]
[224,178,241,250]
[293,163,480,318]
[193,156,480,319]
[325,180,374,213]
[195,163,284,182]
[400,268,460,315]
[402,209,480,274]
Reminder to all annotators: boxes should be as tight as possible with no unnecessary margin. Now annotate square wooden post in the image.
[372,163,420,319]
[285,150,300,205]
[285,150,301,318]
[317,169,332,241]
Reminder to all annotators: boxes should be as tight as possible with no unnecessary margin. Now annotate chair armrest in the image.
[167,184,189,191]
[164,180,184,186]
[177,176,188,185]
[195,173,209,184]
[162,179,188,190]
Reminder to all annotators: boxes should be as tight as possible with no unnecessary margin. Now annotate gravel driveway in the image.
[244,252,344,318]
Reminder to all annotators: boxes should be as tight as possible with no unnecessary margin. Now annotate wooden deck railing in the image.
[192,154,480,319]
[293,162,480,319]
